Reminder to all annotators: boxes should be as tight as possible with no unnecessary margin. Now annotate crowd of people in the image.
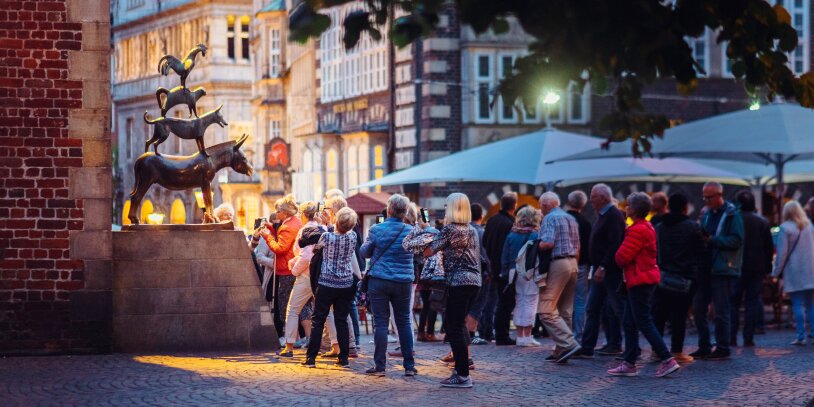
[208,181,814,388]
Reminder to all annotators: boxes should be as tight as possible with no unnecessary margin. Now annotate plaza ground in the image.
[1,330,812,406]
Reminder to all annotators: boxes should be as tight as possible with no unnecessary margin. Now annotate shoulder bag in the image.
[776,229,802,279]
[360,224,406,293]
[656,224,692,293]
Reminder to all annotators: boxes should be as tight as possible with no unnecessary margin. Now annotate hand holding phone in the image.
[420,208,430,223]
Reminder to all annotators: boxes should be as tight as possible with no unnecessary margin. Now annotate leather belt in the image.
[553,255,576,261]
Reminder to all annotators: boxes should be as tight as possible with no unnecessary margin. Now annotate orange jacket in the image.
[263,215,302,276]
[615,219,660,288]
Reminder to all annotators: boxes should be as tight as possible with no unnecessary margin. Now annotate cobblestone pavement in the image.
[1,330,813,406]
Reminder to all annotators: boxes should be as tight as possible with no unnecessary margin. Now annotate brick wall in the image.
[0,0,112,354]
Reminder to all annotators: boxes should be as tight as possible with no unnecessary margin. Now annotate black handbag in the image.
[309,247,324,294]
[428,284,448,313]
[656,224,692,293]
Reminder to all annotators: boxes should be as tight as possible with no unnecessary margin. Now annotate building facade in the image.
[111,0,257,230]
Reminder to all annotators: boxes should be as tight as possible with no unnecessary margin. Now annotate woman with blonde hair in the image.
[424,193,483,388]
[772,200,814,345]
[501,206,542,346]
[260,194,303,338]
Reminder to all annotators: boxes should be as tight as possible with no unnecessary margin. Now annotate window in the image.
[227,15,235,59]
[474,54,494,123]
[785,0,809,74]
[170,198,186,224]
[326,148,338,191]
[269,120,281,139]
[689,30,709,76]
[373,144,384,192]
[240,16,250,61]
[312,150,323,199]
[270,29,281,77]
[498,55,517,123]
[346,144,359,192]
[567,83,591,124]
[721,42,734,78]
[125,118,133,159]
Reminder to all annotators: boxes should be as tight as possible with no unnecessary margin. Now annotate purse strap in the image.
[368,223,407,272]
[777,228,802,278]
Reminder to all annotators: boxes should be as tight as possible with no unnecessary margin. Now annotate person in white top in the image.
[772,201,814,346]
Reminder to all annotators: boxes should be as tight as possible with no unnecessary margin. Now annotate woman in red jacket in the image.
[607,192,680,378]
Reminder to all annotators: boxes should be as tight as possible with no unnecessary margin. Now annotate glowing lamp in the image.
[543,91,561,105]
[749,101,760,111]
[146,213,165,225]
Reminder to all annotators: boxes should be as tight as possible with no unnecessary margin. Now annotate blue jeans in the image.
[581,271,623,351]
[790,289,814,341]
[622,284,671,364]
[693,275,737,353]
[369,277,415,370]
[573,265,590,343]
[349,298,361,346]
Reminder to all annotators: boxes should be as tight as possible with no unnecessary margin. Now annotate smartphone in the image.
[318,201,325,213]
[376,215,385,224]
[253,217,267,230]
[419,208,430,223]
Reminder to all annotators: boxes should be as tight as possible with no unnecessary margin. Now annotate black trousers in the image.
[446,285,479,377]
[306,284,355,361]
[494,278,515,341]
[731,273,763,343]
[653,286,694,353]
[419,289,438,335]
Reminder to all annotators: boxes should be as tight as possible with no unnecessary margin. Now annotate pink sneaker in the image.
[655,357,680,378]
[607,361,638,377]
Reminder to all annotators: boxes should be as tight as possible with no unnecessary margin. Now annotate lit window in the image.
[326,148,338,191]
[269,120,281,139]
[170,198,186,224]
[227,15,235,59]
[240,16,250,61]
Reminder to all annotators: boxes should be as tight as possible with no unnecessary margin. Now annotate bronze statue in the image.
[128,134,253,225]
[158,43,207,88]
[143,104,227,157]
[156,86,207,118]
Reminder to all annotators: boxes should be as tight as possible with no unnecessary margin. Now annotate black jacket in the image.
[589,205,625,276]
[567,210,592,266]
[740,211,773,276]
[483,210,515,278]
[655,212,705,279]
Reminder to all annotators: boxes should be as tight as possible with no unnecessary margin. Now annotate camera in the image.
[318,201,325,213]
[253,217,267,230]
[420,208,430,223]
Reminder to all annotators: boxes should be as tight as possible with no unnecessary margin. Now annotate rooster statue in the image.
[157,43,208,89]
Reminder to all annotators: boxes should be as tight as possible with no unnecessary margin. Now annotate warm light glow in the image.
[543,91,561,105]
[749,101,761,111]
[194,189,205,209]
[146,213,165,225]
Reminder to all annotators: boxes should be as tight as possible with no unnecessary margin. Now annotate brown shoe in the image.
[671,352,694,363]
[425,334,443,342]
[440,351,454,364]
[417,333,428,342]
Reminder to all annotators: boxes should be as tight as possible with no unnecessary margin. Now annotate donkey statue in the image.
[158,43,207,89]
[143,104,227,157]
[128,134,253,225]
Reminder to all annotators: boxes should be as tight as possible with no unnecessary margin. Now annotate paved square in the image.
[1,330,812,406]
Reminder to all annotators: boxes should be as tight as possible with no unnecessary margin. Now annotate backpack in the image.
[516,239,551,285]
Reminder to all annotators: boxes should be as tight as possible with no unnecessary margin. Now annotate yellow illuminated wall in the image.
[170,198,186,224]
[122,200,131,225]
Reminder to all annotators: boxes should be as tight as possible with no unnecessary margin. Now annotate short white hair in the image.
[539,191,560,208]
[335,207,358,233]
[387,194,410,219]
[213,203,235,222]
[592,183,612,202]
[567,190,587,209]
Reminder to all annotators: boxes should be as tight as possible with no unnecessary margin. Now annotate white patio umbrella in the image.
[557,103,814,219]
[355,129,750,190]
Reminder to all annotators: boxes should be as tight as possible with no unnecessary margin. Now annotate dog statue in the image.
[156,86,207,118]
[158,43,207,88]
[128,134,253,225]
[143,104,227,157]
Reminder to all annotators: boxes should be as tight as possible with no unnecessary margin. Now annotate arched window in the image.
[313,149,323,199]
[346,144,359,193]
[326,148,338,191]
[140,199,154,222]
[170,198,186,224]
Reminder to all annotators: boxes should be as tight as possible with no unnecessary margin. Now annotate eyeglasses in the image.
[702,193,722,201]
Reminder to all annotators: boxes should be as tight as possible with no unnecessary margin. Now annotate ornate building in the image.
[111,0,257,230]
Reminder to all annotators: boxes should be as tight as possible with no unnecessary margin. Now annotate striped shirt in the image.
[540,207,580,258]
[315,231,357,288]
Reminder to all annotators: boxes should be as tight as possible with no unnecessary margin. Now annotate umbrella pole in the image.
[775,157,785,225]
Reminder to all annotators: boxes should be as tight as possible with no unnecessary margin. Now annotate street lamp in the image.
[542,91,561,129]
[749,100,761,111]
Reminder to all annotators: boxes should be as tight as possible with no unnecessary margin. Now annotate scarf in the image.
[511,225,538,234]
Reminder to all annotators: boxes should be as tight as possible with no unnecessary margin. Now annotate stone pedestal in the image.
[111,225,279,352]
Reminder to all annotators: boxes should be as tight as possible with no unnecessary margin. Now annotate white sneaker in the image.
[387,335,398,343]
[529,338,542,347]
[515,337,527,346]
